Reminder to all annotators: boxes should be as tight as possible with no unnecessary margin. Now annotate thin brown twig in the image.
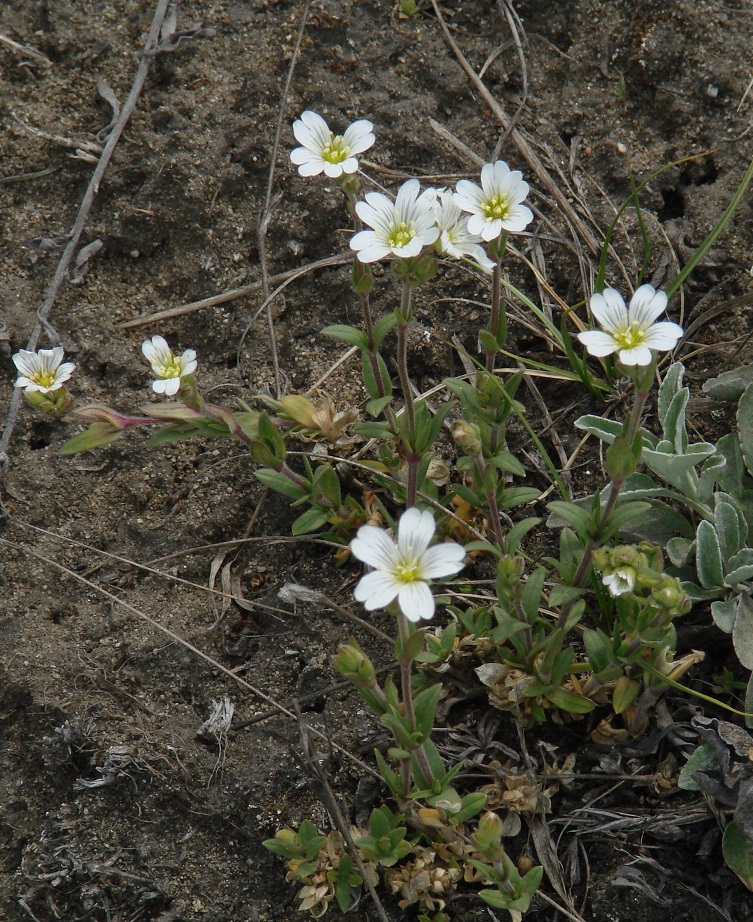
[429,0,601,256]
[0,535,381,779]
[0,0,174,516]
[254,2,311,397]
[117,252,351,329]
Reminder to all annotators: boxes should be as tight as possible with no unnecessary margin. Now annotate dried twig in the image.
[0,32,51,65]
[429,0,602,256]
[0,534,381,780]
[117,252,351,329]
[253,2,311,397]
[0,0,175,515]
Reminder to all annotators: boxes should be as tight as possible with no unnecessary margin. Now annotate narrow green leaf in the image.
[322,323,368,349]
[291,506,330,535]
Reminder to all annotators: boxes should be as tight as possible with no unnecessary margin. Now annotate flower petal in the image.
[398,580,435,621]
[617,344,653,366]
[354,570,399,610]
[577,330,618,356]
[343,119,375,155]
[421,543,466,578]
[589,289,626,332]
[642,322,683,350]
[501,204,533,233]
[350,525,398,570]
[397,508,435,558]
[628,284,667,327]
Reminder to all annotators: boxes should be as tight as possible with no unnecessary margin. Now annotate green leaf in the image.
[322,323,368,349]
[738,381,753,480]
[642,442,716,493]
[667,536,694,567]
[488,450,526,477]
[711,597,738,633]
[521,566,547,624]
[574,414,625,443]
[413,683,442,740]
[372,312,397,349]
[733,593,753,669]
[723,821,753,891]
[657,362,685,428]
[661,386,690,453]
[365,395,393,418]
[254,467,308,500]
[703,363,753,402]
[60,422,124,454]
[678,743,719,791]
[715,500,743,564]
[725,548,753,587]
[291,506,331,535]
[505,517,540,556]
[498,486,540,509]
[695,519,725,590]
[716,433,747,497]
[612,676,641,714]
[354,421,395,439]
[546,500,592,536]
[547,686,595,713]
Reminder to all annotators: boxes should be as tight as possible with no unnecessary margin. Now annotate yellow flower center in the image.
[32,370,57,389]
[613,323,647,351]
[387,221,414,249]
[482,194,510,220]
[321,134,350,164]
[394,554,423,584]
[157,355,183,379]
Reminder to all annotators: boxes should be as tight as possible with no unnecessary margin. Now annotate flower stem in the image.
[397,613,435,787]
[396,282,420,506]
[485,235,507,374]
[564,385,651,612]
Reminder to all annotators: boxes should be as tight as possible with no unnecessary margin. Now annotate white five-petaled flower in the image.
[13,347,75,393]
[350,178,440,263]
[350,507,466,622]
[454,160,533,242]
[577,285,683,367]
[430,189,495,273]
[290,111,375,178]
[142,335,197,396]
[602,567,636,597]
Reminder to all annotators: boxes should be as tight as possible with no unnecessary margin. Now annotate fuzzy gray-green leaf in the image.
[733,594,753,669]
[715,500,743,564]
[738,381,753,480]
[696,519,724,589]
[725,548,753,587]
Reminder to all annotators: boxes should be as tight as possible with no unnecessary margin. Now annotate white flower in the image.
[13,347,75,393]
[430,189,495,273]
[454,160,533,241]
[577,285,683,366]
[350,507,465,622]
[142,335,197,396]
[290,111,375,178]
[602,567,636,597]
[350,178,440,263]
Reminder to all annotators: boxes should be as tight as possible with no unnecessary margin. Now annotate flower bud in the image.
[451,420,482,455]
[334,642,377,687]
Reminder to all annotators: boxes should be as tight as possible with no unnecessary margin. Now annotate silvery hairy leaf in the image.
[695,519,724,590]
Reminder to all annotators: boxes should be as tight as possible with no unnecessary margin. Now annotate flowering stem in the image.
[396,282,420,506]
[476,454,507,552]
[485,235,507,373]
[397,613,435,787]
[564,384,651,613]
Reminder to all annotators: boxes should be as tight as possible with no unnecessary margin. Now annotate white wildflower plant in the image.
[454,160,533,241]
[577,284,683,366]
[430,189,495,273]
[142,335,197,396]
[350,507,466,622]
[350,178,440,263]
[290,110,375,178]
[13,347,75,394]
